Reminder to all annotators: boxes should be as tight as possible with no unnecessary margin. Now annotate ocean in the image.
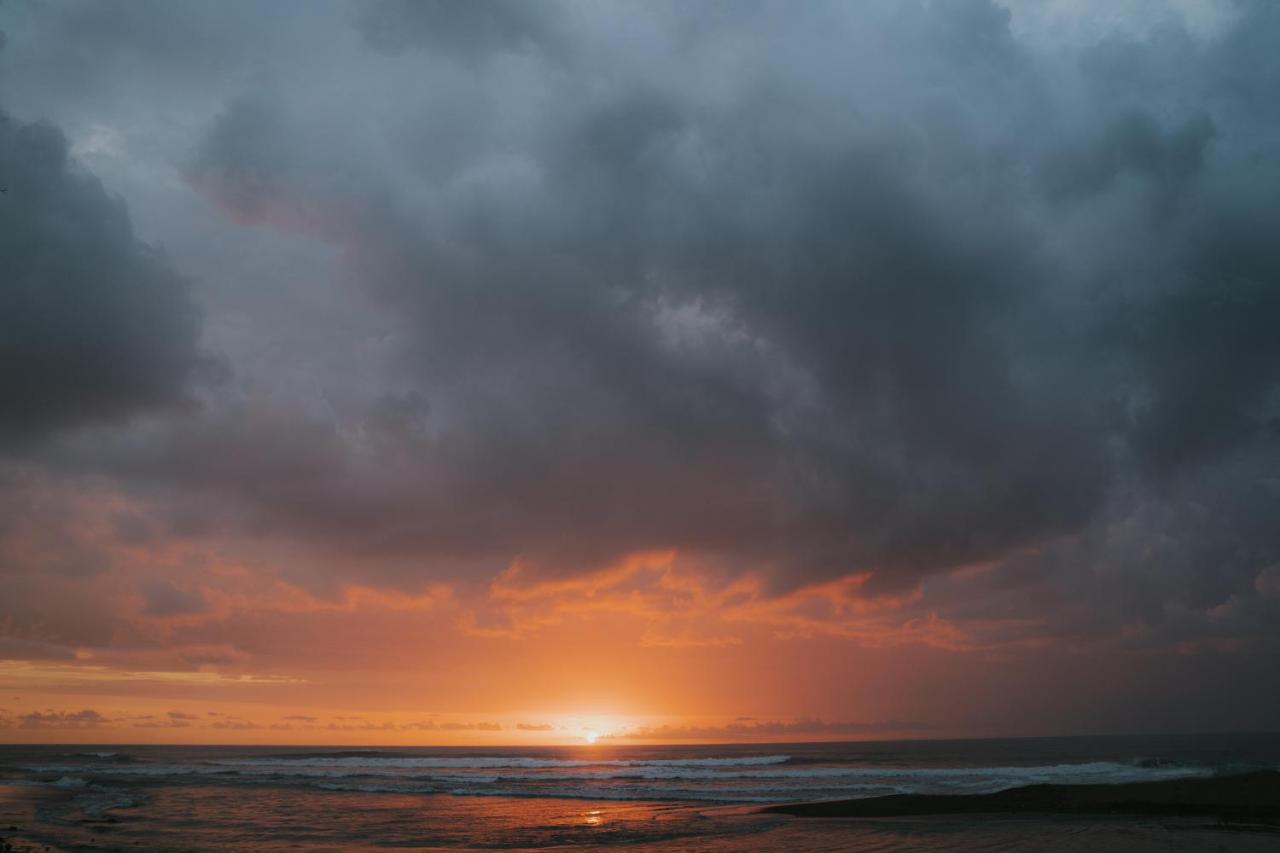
[1,733,1277,850]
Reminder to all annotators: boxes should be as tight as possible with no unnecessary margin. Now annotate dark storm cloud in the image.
[158,0,1276,614]
[357,0,563,58]
[0,0,333,102]
[176,0,1122,590]
[0,109,204,442]
[140,578,207,617]
[0,469,139,651]
[0,98,208,664]
[7,0,1279,654]
[0,637,77,663]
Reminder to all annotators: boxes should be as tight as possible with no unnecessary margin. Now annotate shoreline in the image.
[761,770,1280,826]
[0,783,67,853]
[4,775,1280,851]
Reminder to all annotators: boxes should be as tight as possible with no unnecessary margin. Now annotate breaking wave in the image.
[19,756,1224,803]
[217,754,795,769]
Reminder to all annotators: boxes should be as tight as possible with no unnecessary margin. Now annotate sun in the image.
[559,714,628,744]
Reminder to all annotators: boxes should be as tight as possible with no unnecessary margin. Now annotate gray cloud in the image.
[10,708,108,728]
[167,0,1277,601]
[0,108,204,443]
[141,578,208,617]
[516,722,554,731]
[357,0,564,59]
[1,0,1277,670]
[0,637,77,663]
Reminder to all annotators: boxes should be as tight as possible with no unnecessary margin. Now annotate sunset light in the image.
[2,0,1278,850]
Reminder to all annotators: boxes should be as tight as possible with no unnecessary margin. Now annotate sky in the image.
[0,0,1277,745]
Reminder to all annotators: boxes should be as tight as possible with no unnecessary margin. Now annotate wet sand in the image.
[0,783,62,852]
[762,770,1280,827]
[4,780,1280,851]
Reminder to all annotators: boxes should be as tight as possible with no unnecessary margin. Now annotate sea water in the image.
[0,733,1276,850]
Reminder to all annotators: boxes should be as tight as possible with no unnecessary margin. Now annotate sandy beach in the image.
[4,778,1280,852]
[0,783,63,852]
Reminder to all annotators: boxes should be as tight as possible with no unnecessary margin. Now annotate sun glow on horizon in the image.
[559,713,639,745]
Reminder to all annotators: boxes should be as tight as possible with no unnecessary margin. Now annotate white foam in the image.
[25,756,1218,804]
[52,776,88,788]
[209,754,794,770]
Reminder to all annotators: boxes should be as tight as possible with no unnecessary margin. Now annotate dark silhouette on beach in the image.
[763,771,1280,827]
